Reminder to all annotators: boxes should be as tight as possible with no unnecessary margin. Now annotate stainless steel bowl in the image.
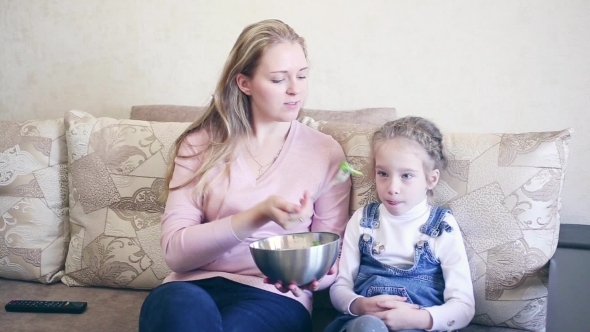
[249,232,340,286]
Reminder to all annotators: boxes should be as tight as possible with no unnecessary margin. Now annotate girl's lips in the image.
[386,200,402,206]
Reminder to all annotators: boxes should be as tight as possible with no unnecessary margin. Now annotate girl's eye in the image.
[402,173,414,179]
[297,76,307,80]
[271,79,285,83]
[377,171,388,178]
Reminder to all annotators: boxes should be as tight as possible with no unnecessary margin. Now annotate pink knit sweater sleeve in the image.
[160,132,242,273]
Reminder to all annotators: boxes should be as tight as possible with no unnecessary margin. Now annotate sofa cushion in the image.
[62,110,191,289]
[130,104,397,126]
[0,119,69,283]
[306,119,572,331]
[440,130,571,331]
[0,278,148,332]
[306,120,382,216]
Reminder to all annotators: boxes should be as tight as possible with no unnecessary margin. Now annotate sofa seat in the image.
[0,278,148,332]
[0,278,522,332]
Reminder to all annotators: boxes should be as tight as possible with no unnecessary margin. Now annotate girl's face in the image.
[374,137,439,216]
[237,42,308,123]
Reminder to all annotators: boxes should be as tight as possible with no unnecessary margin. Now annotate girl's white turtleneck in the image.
[330,199,475,331]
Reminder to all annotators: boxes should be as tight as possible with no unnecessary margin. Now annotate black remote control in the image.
[5,300,87,314]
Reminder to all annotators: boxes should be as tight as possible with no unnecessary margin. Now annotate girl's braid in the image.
[372,116,447,171]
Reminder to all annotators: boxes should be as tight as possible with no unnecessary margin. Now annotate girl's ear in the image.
[236,73,252,96]
[426,169,440,190]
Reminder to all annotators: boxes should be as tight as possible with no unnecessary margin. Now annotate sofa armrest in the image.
[556,224,590,250]
[546,224,590,332]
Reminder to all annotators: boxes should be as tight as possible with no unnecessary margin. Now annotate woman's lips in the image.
[284,101,299,109]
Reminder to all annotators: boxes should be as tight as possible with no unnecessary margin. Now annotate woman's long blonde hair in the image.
[161,19,307,202]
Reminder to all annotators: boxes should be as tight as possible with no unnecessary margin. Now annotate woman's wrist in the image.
[231,205,269,240]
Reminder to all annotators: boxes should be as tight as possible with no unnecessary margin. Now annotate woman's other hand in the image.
[264,264,336,296]
[264,278,320,297]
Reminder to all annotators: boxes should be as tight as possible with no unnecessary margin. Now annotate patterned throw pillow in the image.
[0,119,69,283]
[438,130,571,331]
[308,119,572,331]
[306,120,381,216]
[62,110,191,289]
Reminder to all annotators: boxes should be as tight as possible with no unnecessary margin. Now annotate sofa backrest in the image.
[2,106,571,332]
[0,119,69,284]
[130,104,397,126]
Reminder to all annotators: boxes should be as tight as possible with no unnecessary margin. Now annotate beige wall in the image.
[1,1,589,225]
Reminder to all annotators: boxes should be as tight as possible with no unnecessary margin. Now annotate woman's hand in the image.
[232,192,309,239]
[296,191,313,222]
[264,264,337,296]
[263,278,319,296]
[255,191,312,230]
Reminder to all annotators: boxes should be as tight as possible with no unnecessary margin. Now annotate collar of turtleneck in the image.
[380,198,430,223]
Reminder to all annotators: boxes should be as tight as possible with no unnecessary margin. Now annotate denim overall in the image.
[324,203,453,332]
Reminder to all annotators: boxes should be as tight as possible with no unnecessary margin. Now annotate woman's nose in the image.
[286,78,301,95]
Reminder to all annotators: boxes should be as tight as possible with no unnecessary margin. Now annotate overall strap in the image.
[360,203,381,229]
[419,206,453,238]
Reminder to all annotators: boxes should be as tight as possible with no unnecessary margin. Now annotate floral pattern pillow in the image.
[439,130,571,331]
[62,110,191,289]
[0,119,69,283]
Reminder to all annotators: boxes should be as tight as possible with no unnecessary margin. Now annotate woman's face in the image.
[238,42,309,123]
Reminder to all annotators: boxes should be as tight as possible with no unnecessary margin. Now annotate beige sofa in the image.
[0,106,572,332]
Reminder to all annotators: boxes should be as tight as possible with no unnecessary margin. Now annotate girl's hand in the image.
[351,295,419,316]
[372,306,433,331]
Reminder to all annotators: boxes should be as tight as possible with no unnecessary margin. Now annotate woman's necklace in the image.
[246,139,286,180]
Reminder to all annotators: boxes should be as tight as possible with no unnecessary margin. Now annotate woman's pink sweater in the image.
[160,120,351,312]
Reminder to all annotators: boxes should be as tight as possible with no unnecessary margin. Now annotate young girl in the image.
[326,117,475,332]
[138,20,351,332]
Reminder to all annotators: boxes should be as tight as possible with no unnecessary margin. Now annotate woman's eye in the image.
[297,76,307,80]
[271,79,285,83]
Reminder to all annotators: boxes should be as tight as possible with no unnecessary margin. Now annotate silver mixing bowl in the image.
[249,232,340,286]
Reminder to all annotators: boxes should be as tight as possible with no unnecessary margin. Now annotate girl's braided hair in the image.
[370,116,447,174]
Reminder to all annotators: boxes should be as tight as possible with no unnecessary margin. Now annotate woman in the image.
[139,19,351,332]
